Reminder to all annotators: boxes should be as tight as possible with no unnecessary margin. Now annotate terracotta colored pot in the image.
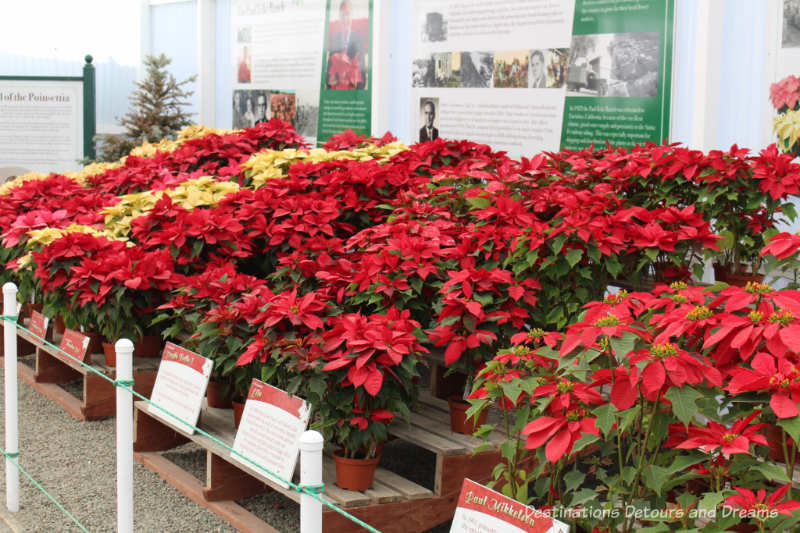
[101,342,116,367]
[713,263,764,287]
[84,331,103,357]
[448,396,488,435]
[54,315,66,335]
[232,401,245,429]
[206,380,233,409]
[333,449,380,491]
[134,334,163,358]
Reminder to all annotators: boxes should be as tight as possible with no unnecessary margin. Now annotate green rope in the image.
[117,383,382,533]
[4,318,381,533]
[0,315,18,322]
[0,447,91,533]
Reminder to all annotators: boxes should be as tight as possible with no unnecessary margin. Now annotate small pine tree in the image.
[97,54,197,161]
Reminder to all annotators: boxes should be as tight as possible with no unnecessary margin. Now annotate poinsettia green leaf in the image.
[642,464,669,495]
[664,386,702,428]
[563,470,585,493]
[610,331,637,357]
[565,248,583,268]
[751,462,790,483]
[592,403,616,437]
[571,433,599,455]
[778,415,800,445]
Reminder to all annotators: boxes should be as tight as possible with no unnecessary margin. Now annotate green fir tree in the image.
[97,54,196,162]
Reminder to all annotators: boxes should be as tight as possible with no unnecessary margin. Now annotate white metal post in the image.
[115,339,134,533]
[2,283,18,513]
[300,430,324,533]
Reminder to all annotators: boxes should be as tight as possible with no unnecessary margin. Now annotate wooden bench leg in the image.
[18,335,35,357]
[203,452,268,502]
[134,407,189,452]
[34,348,81,383]
[81,372,116,420]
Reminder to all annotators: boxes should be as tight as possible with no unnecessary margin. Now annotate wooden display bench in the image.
[4,324,159,421]
[133,392,508,533]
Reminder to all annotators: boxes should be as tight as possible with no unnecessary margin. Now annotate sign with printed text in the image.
[410,0,674,157]
[28,311,49,340]
[232,379,311,488]
[451,479,569,533]
[58,328,90,364]
[148,342,213,436]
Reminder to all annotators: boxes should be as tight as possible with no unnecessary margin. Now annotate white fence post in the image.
[300,430,324,533]
[115,339,134,533]
[2,283,18,513]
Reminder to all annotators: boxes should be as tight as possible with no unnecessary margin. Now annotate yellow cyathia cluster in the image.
[242,142,408,189]
[102,176,240,238]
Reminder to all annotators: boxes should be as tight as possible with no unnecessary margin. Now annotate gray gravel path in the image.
[0,366,240,532]
[0,363,455,532]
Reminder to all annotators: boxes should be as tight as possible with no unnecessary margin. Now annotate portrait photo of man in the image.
[419,99,439,142]
[326,0,369,90]
[254,92,269,125]
[529,49,547,88]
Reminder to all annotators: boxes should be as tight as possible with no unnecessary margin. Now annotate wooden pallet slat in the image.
[387,421,467,455]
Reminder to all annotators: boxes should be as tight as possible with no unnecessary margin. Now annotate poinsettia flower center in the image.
[671,294,688,303]
[650,343,678,358]
[528,328,545,340]
[556,379,574,393]
[598,337,610,351]
[749,310,764,323]
[512,345,531,356]
[566,408,585,421]
[670,281,689,290]
[595,315,620,327]
[687,305,713,321]
[769,310,794,324]
[745,281,772,294]
[769,374,791,388]
[289,304,299,314]
[722,432,739,443]
[536,376,549,386]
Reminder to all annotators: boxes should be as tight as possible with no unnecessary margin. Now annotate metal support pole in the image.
[115,339,134,533]
[82,55,96,160]
[300,430,324,533]
[3,283,19,513]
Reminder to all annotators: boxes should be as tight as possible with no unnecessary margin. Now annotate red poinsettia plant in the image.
[470,281,800,532]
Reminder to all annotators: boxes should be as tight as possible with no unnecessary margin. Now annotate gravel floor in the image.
[0,363,457,532]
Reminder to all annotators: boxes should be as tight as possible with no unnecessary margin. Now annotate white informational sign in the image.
[411,0,574,158]
[231,0,327,145]
[231,379,311,488]
[411,0,674,158]
[0,80,83,174]
[451,479,569,533]
[148,343,213,435]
